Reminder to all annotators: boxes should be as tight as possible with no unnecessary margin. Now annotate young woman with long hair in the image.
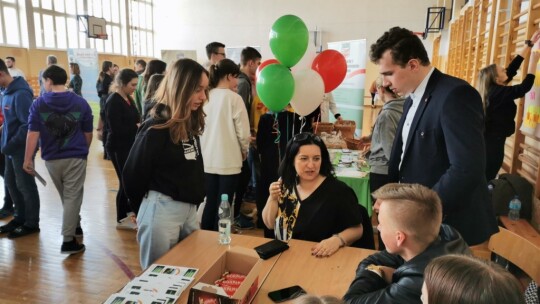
[122,59,209,268]
[477,30,540,181]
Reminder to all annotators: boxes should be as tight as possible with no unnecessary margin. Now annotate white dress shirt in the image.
[399,67,435,169]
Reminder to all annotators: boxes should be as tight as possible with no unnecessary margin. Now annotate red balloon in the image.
[311,50,347,93]
[257,59,280,76]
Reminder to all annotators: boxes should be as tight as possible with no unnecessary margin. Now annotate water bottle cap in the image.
[221,194,228,201]
[513,195,519,199]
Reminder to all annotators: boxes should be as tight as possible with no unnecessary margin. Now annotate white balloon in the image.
[290,69,325,117]
[291,44,317,73]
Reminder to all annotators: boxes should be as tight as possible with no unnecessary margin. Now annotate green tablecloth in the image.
[330,149,372,217]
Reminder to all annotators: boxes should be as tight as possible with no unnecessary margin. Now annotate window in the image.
[128,0,154,57]
[0,0,24,47]
[0,0,153,57]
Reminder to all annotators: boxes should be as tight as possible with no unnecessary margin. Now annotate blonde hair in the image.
[373,183,442,244]
[424,254,524,304]
[294,295,343,304]
[375,75,400,100]
[151,59,208,143]
[477,64,498,113]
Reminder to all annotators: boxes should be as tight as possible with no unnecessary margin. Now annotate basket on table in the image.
[334,120,356,139]
[312,122,334,136]
[345,138,365,150]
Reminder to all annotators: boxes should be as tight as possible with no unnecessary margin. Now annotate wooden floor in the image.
[0,133,263,303]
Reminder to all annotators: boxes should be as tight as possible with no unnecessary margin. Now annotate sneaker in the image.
[75,227,83,237]
[7,225,40,238]
[233,214,254,230]
[0,220,21,234]
[0,208,14,219]
[116,217,137,230]
[61,239,85,254]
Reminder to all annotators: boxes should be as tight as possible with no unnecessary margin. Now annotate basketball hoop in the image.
[95,33,108,40]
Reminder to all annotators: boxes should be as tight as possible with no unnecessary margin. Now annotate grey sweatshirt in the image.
[368,98,405,175]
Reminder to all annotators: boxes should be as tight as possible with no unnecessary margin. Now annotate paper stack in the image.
[104,264,198,304]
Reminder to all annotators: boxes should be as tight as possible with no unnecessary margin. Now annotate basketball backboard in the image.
[78,15,108,40]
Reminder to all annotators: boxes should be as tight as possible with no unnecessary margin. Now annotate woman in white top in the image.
[200,59,250,231]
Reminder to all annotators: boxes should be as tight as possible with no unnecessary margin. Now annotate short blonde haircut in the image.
[373,183,442,244]
[294,295,343,304]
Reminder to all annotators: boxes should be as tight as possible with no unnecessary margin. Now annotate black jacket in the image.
[122,109,205,214]
[388,69,498,245]
[104,93,140,153]
[343,224,470,304]
[486,55,535,137]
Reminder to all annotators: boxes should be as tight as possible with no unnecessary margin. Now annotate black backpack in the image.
[489,173,533,220]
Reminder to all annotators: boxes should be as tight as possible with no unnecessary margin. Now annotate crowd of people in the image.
[0,25,536,303]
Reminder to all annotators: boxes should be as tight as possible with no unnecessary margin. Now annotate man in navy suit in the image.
[371,27,498,245]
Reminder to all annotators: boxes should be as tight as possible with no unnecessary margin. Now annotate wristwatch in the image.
[525,39,534,47]
[366,264,383,277]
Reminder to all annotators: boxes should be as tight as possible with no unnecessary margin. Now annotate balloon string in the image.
[273,112,281,160]
[300,116,306,133]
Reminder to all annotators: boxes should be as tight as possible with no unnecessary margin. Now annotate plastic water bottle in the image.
[508,195,521,221]
[218,194,231,245]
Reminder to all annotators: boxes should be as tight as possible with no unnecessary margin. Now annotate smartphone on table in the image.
[268,285,307,303]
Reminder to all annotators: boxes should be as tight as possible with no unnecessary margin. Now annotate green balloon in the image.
[269,15,309,68]
[256,64,295,112]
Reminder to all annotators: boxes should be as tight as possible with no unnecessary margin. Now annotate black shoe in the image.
[0,208,14,219]
[75,227,83,237]
[7,225,40,238]
[61,239,85,254]
[0,220,21,234]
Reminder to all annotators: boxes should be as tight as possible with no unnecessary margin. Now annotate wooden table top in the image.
[154,230,281,303]
[499,216,540,247]
[254,238,377,303]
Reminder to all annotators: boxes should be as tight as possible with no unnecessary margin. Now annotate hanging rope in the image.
[272,112,281,160]
[299,116,306,133]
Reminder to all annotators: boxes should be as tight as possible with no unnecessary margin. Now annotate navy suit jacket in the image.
[388,69,498,245]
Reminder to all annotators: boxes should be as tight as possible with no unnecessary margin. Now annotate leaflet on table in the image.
[104,293,175,304]
[139,264,198,281]
[104,264,198,304]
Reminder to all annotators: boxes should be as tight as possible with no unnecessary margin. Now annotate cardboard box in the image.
[188,246,262,304]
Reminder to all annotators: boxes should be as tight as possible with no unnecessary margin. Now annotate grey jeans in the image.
[45,158,87,240]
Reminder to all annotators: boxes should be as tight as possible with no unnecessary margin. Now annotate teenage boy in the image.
[343,183,470,303]
[23,65,93,254]
[0,58,40,238]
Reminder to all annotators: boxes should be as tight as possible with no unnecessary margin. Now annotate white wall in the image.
[154,0,438,90]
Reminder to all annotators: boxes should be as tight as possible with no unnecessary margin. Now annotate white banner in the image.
[161,50,198,67]
[67,48,99,102]
[328,39,367,136]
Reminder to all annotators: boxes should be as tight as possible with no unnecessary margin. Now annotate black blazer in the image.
[388,69,498,245]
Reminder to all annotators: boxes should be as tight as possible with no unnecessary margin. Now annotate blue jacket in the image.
[1,77,34,155]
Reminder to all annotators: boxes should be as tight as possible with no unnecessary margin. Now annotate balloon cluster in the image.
[256,15,348,116]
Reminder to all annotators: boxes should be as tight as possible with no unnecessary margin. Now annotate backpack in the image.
[489,173,533,220]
